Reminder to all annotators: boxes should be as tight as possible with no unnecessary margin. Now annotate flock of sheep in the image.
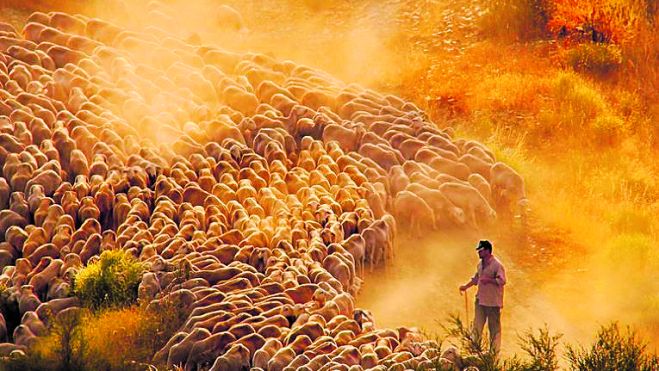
[0,4,526,370]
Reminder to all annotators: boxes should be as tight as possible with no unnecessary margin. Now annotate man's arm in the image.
[459,269,479,291]
[495,262,506,286]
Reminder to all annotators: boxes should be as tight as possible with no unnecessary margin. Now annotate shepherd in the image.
[459,239,507,354]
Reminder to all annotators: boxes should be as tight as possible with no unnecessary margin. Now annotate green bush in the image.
[73,250,145,310]
[566,322,658,370]
[564,43,623,75]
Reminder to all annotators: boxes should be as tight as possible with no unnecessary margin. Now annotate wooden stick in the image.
[464,289,469,324]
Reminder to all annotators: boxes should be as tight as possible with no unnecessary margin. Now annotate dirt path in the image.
[355,222,588,358]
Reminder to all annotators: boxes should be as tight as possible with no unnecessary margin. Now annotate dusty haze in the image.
[5,0,657,357]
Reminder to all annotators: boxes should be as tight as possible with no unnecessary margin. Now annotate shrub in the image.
[482,125,530,176]
[552,72,607,122]
[516,326,563,371]
[137,295,190,362]
[439,316,659,371]
[439,314,566,371]
[440,313,500,370]
[564,42,623,75]
[547,0,657,45]
[479,0,550,41]
[75,264,190,369]
[80,307,144,370]
[543,71,617,136]
[614,90,643,119]
[73,250,145,310]
[591,113,626,145]
[609,206,654,235]
[565,322,659,370]
[606,233,653,273]
[2,309,89,371]
[616,165,658,204]
[0,281,20,342]
[50,309,87,371]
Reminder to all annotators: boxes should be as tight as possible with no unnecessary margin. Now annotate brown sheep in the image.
[439,182,497,230]
[393,191,436,236]
[25,169,61,196]
[322,124,365,153]
[490,162,527,219]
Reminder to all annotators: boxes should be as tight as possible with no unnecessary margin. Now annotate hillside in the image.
[0,0,657,370]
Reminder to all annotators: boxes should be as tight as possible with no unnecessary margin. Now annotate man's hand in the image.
[459,284,469,292]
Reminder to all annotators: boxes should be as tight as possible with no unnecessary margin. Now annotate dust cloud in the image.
[78,0,407,90]
[357,225,659,357]
[8,0,657,356]
[355,231,577,357]
[24,0,409,145]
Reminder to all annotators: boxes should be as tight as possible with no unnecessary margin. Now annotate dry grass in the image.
[5,302,186,370]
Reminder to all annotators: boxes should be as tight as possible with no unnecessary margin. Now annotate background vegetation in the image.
[387,0,658,352]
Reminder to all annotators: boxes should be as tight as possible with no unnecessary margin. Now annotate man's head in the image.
[476,239,493,259]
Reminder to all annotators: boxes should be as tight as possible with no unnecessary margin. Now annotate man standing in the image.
[459,240,507,354]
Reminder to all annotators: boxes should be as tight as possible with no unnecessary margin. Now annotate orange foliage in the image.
[545,0,658,100]
[546,0,655,44]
